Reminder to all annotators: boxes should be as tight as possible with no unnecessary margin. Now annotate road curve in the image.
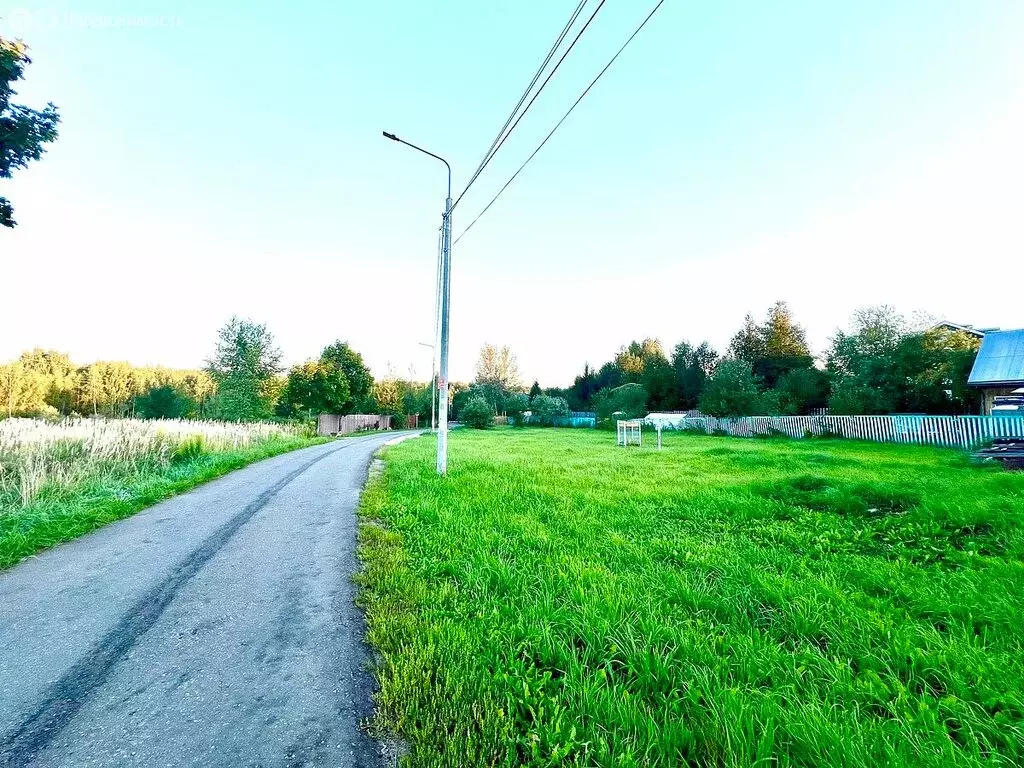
[0,432,417,768]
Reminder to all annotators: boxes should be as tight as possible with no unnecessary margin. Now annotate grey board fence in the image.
[317,414,392,436]
[650,414,1024,451]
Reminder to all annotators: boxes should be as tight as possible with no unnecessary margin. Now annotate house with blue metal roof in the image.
[968,329,1024,414]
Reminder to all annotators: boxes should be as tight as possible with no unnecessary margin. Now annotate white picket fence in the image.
[653,414,1024,451]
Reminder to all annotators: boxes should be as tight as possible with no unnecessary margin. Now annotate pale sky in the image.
[2,1,1022,386]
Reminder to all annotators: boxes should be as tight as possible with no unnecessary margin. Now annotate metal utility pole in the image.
[436,195,453,475]
[383,131,453,475]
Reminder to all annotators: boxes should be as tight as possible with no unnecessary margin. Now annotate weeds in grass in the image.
[359,428,1024,767]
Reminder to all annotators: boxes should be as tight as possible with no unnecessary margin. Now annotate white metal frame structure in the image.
[617,420,643,447]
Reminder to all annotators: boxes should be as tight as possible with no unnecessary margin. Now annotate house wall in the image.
[981,387,1019,415]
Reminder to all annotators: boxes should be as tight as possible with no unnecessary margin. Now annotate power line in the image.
[453,1,589,212]
[451,0,609,213]
[454,0,666,245]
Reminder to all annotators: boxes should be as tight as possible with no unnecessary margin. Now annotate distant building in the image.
[931,321,998,340]
[968,329,1024,414]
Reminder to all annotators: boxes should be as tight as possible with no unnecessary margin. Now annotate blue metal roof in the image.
[969,330,1024,386]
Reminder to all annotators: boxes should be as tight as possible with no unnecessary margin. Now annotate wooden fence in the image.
[317,413,392,436]
[651,414,1024,451]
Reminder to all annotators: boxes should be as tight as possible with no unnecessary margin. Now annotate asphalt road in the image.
[0,432,415,768]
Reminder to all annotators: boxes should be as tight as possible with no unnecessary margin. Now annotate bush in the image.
[530,394,570,427]
[137,385,196,420]
[594,383,648,428]
[505,393,530,427]
[24,404,61,421]
[452,384,507,422]
[699,360,770,417]
[776,367,830,415]
[391,413,407,430]
[461,396,495,430]
[828,377,894,416]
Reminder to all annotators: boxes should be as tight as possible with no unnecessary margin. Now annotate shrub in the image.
[530,395,570,427]
[24,404,61,421]
[699,360,770,417]
[137,385,196,420]
[594,383,648,428]
[776,367,830,415]
[460,396,495,430]
[391,413,407,430]
[171,435,207,464]
[505,393,530,427]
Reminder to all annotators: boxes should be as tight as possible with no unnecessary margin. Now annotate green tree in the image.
[917,327,980,414]
[567,364,598,410]
[614,339,665,384]
[889,329,980,415]
[1,360,47,417]
[729,303,813,390]
[595,361,625,392]
[826,306,908,414]
[78,363,105,416]
[99,361,134,416]
[464,382,507,415]
[136,385,196,420]
[776,367,830,415]
[405,382,435,425]
[823,308,976,416]
[593,383,649,426]
[1,38,60,228]
[727,314,766,365]
[762,301,810,357]
[530,394,570,427]
[671,341,718,410]
[371,377,402,416]
[828,377,894,416]
[461,395,495,429]
[277,361,351,418]
[641,354,677,411]
[320,341,373,413]
[206,317,282,421]
[505,392,531,427]
[180,371,217,418]
[699,360,768,417]
[529,381,542,401]
[17,349,76,413]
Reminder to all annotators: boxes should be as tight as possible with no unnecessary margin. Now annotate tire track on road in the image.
[1,435,384,767]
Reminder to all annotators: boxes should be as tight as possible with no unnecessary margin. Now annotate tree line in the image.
[446,344,573,429]
[1,350,216,420]
[470,303,981,425]
[1,318,400,424]
[3,306,981,426]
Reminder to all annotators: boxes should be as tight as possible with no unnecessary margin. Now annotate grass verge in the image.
[0,435,327,569]
[358,428,1024,767]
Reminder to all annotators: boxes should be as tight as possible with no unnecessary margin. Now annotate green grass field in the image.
[358,428,1024,767]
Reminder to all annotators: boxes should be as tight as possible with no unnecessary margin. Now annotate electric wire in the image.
[454,0,666,245]
[453,0,589,212]
[451,0,610,212]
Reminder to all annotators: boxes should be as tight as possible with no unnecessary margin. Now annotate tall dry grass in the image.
[0,418,298,509]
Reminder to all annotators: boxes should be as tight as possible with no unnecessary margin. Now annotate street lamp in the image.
[383,130,453,475]
[418,341,436,433]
